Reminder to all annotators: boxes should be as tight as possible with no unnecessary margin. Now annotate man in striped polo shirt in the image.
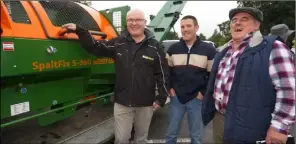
[165,15,217,144]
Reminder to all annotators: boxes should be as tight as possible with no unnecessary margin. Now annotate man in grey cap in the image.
[270,24,295,43]
[202,7,296,144]
[270,24,295,53]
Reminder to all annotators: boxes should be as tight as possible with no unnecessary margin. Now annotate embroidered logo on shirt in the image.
[142,55,154,61]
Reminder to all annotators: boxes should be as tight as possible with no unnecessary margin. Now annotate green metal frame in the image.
[1,0,187,128]
[0,37,112,127]
[84,6,131,97]
[99,6,130,35]
[0,3,132,128]
[1,92,114,128]
[147,1,187,42]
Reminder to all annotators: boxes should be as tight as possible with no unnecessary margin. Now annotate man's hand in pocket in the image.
[153,102,160,111]
[196,91,203,100]
[169,88,176,97]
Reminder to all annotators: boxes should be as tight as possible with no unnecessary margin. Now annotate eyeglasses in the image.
[127,19,145,23]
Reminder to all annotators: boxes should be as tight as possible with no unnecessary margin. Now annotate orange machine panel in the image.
[1,1,46,39]
[1,1,13,37]
[75,2,118,40]
[29,1,117,41]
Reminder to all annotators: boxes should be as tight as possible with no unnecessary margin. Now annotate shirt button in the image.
[217,94,223,101]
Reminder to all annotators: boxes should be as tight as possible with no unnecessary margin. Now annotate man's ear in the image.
[195,25,199,32]
[255,21,261,31]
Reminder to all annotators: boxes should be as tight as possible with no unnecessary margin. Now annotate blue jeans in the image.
[166,96,203,144]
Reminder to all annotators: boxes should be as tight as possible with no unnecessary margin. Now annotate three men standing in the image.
[62,5,295,144]
[165,15,217,144]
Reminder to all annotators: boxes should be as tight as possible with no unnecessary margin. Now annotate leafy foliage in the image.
[217,20,231,40]
[208,0,295,47]
[199,33,206,40]
[208,29,230,47]
[237,0,295,35]
[164,31,179,40]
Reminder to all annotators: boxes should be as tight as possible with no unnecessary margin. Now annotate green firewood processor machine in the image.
[1,0,187,129]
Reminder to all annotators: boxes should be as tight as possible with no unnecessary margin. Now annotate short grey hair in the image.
[126,8,146,20]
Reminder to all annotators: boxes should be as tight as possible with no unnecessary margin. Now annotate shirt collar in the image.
[227,31,254,48]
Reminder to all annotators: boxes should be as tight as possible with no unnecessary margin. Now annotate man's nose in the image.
[234,19,244,25]
[183,27,189,32]
[235,21,242,26]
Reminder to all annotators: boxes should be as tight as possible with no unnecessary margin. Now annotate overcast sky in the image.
[91,1,238,38]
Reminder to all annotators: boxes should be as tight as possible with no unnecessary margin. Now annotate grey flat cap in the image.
[229,7,263,22]
[270,24,295,42]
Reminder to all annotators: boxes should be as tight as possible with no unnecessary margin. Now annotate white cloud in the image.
[91,1,237,39]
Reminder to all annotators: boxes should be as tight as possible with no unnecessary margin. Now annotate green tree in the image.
[208,29,228,47]
[210,0,295,47]
[217,20,231,42]
[199,33,206,40]
[164,31,179,40]
[237,0,295,35]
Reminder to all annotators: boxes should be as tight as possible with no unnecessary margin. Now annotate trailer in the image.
[1,1,187,143]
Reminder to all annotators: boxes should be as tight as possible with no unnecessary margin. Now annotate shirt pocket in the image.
[141,54,155,66]
[116,48,128,68]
